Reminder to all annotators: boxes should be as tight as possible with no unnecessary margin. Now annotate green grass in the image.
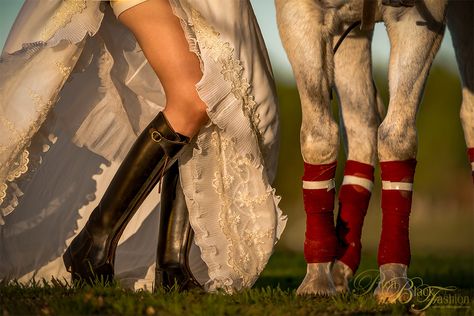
[1,251,472,315]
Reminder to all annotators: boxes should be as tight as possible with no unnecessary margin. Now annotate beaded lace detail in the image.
[55,61,73,77]
[41,0,87,42]
[0,89,56,220]
[191,9,264,149]
[0,0,98,221]
[179,7,283,292]
[0,48,81,220]
[209,132,274,287]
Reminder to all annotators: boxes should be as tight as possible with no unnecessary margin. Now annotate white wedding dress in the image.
[0,0,286,293]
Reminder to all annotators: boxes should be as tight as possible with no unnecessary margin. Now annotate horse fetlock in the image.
[301,121,339,164]
[344,126,378,164]
[460,93,474,148]
[297,262,337,296]
[377,121,417,161]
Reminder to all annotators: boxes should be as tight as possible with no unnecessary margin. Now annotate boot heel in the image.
[63,248,73,273]
[155,164,201,291]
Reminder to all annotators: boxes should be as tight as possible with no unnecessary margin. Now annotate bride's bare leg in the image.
[118,0,208,138]
[119,1,206,289]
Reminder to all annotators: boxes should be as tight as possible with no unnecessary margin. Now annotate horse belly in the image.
[335,0,366,23]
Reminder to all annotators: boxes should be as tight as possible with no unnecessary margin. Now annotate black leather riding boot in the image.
[63,112,189,284]
[155,162,200,291]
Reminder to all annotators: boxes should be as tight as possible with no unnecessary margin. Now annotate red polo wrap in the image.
[303,161,338,263]
[378,159,417,267]
[336,160,374,272]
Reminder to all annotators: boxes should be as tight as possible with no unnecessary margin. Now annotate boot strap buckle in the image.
[151,130,163,143]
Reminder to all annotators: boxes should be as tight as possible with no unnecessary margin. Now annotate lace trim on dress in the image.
[40,0,87,42]
[190,9,263,150]
[43,1,104,48]
[0,0,104,222]
[0,54,78,220]
[0,89,57,222]
[209,132,275,288]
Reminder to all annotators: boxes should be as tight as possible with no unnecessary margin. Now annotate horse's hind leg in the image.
[375,3,447,303]
[276,0,339,296]
[447,1,474,182]
[331,27,383,293]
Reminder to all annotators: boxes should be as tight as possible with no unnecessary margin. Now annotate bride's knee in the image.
[163,97,209,137]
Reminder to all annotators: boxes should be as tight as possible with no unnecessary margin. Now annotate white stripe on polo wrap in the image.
[302,179,336,191]
[342,175,374,192]
[471,162,474,171]
[382,181,413,191]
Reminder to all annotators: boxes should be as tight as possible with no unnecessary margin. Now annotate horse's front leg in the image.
[375,2,447,303]
[447,0,474,182]
[331,26,384,293]
[276,0,339,296]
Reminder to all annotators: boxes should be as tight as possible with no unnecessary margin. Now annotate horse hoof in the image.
[331,260,353,293]
[296,262,337,296]
[374,263,413,304]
